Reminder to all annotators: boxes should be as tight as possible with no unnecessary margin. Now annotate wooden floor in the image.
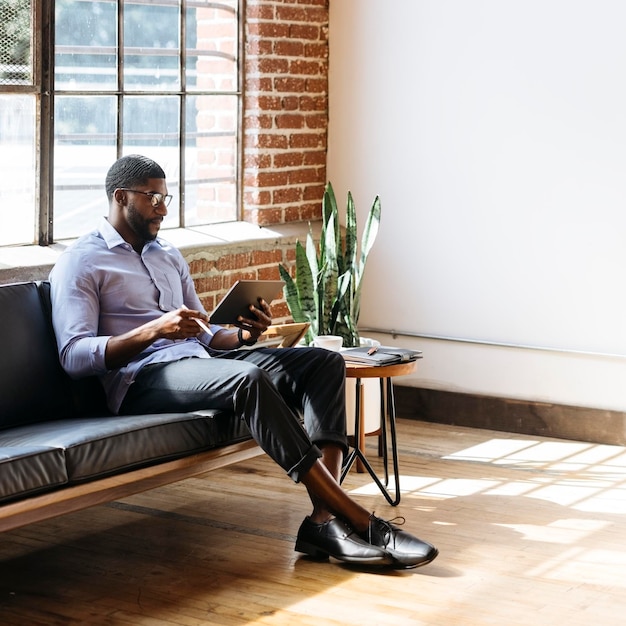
[0,419,625,625]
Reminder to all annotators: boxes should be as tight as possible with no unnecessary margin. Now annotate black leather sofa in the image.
[0,280,261,532]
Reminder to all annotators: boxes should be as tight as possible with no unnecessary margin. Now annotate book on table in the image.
[340,346,423,366]
[239,322,310,350]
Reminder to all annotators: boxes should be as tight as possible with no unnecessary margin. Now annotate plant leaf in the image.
[279,264,306,322]
[352,195,381,324]
[320,215,339,333]
[343,191,357,280]
[294,239,317,334]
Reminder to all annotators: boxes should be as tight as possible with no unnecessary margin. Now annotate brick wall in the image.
[185,234,297,324]
[186,0,329,325]
[243,0,329,226]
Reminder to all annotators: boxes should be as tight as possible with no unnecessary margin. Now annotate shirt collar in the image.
[98,217,164,252]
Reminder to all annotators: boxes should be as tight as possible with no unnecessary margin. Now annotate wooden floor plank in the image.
[0,420,625,625]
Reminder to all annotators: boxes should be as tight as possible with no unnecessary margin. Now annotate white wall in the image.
[328,0,626,412]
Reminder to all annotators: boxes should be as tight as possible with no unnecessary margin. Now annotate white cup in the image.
[312,335,343,352]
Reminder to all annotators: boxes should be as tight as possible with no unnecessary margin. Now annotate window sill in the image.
[0,221,318,285]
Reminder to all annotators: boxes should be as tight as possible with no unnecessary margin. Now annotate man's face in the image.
[124,177,169,242]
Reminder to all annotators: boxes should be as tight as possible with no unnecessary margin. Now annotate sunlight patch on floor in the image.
[526,546,626,587]
[349,437,626,518]
[494,518,610,544]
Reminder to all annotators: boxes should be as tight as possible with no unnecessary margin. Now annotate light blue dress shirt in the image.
[49,218,223,414]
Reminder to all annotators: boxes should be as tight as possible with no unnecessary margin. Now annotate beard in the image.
[127,202,159,242]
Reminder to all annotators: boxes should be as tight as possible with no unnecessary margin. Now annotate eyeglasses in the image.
[119,188,173,208]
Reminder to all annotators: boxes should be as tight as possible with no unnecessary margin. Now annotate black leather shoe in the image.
[295,517,393,565]
[360,516,439,568]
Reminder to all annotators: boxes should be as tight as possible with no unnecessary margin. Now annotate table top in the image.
[344,359,418,379]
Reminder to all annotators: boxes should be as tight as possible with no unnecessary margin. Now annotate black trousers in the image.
[120,347,348,482]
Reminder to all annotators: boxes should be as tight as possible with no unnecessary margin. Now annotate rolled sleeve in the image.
[60,335,110,379]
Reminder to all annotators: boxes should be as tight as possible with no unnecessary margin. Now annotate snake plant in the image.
[279,182,381,347]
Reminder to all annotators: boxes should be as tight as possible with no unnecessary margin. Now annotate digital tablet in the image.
[209,280,285,325]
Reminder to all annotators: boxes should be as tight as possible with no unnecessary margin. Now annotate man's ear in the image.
[113,188,127,206]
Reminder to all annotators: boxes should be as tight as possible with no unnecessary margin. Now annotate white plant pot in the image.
[344,337,383,436]
[345,376,381,436]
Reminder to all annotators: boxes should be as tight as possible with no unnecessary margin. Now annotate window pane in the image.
[185,94,237,225]
[187,1,238,92]
[55,0,117,91]
[54,96,117,240]
[0,94,36,245]
[123,95,181,228]
[124,1,180,92]
[0,0,32,86]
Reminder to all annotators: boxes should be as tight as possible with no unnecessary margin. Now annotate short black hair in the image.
[105,154,166,202]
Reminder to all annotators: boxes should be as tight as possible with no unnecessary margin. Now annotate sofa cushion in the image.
[0,410,251,486]
[0,446,68,502]
[0,282,75,429]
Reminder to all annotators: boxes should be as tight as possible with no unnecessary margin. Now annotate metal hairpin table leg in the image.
[341,376,401,506]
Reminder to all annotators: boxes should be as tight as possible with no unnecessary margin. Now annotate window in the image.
[0,0,242,247]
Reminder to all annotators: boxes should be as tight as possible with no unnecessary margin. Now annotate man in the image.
[50,154,438,569]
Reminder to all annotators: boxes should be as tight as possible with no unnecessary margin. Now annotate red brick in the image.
[252,249,283,265]
[199,294,216,312]
[284,206,302,222]
[207,274,224,291]
[289,132,325,149]
[258,58,290,75]
[258,266,282,281]
[299,95,327,111]
[273,186,303,204]
[226,270,257,285]
[277,5,327,24]
[243,189,272,206]
[274,41,305,57]
[289,167,319,185]
[300,202,323,220]
[245,113,274,130]
[246,39,273,56]
[258,134,289,149]
[275,6,309,22]
[305,113,327,129]
[274,76,307,93]
[271,301,291,319]
[257,170,290,187]
[245,76,273,92]
[290,24,323,41]
[246,4,274,20]
[303,183,326,201]
[305,77,327,93]
[289,59,323,75]
[257,95,282,110]
[254,208,285,226]
[273,152,305,168]
[250,23,289,39]
[305,42,329,59]
[217,252,252,271]
[276,114,305,129]
[280,96,299,110]
[303,150,326,166]
[244,153,272,169]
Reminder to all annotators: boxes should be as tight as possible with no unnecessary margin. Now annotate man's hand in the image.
[235,298,273,342]
[208,298,273,350]
[158,307,209,341]
[105,307,208,369]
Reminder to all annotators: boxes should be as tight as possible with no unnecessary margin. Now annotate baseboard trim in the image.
[394,386,626,446]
